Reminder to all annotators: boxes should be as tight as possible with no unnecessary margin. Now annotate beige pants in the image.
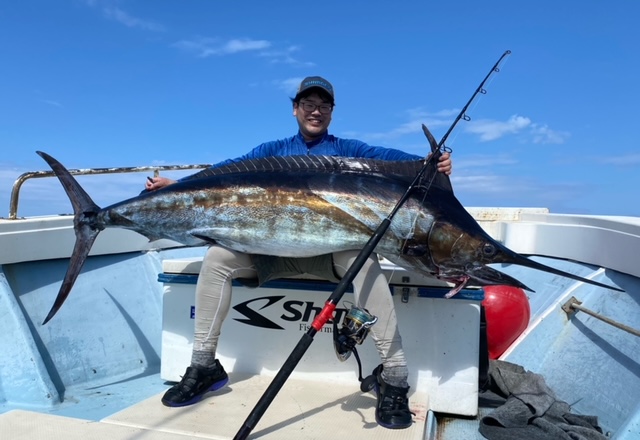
[191,245,408,383]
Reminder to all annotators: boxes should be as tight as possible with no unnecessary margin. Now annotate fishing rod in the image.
[233,49,511,440]
[438,50,511,151]
[416,49,511,197]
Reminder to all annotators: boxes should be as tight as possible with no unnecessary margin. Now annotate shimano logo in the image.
[303,79,332,92]
[232,295,349,330]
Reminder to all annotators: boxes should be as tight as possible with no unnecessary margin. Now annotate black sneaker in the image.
[371,364,413,429]
[161,361,229,407]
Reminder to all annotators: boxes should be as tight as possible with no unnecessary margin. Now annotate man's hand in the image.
[437,151,452,175]
[145,176,177,191]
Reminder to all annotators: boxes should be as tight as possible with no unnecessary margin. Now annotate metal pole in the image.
[563,297,640,337]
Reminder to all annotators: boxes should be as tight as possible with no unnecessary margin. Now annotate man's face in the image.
[293,92,333,141]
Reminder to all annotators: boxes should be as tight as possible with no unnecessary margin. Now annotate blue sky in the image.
[1,0,638,218]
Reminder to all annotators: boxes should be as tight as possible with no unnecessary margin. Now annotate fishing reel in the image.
[333,304,377,387]
[333,304,377,361]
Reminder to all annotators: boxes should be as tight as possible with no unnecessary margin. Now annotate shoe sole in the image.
[162,376,229,408]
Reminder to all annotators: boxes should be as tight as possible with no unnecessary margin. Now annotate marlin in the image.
[37,127,622,324]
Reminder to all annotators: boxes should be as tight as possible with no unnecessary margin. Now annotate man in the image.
[146,76,452,429]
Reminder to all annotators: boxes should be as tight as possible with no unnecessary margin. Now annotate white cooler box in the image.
[160,257,484,416]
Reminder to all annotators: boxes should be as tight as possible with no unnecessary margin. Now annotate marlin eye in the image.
[482,243,497,257]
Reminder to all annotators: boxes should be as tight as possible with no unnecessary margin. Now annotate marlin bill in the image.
[36,134,622,324]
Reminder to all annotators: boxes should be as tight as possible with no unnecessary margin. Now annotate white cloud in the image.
[0,167,24,188]
[42,100,63,108]
[172,38,313,66]
[172,37,271,58]
[453,174,510,194]
[430,108,461,119]
[530,124,570,144]
[465,115,532,141]
[464,115,570,145]
[258,45,314,66]
[276,77,304,95]
[358,108,457,141]
[84,1,164,31]
[453,155,519,171]
[451,172,588,213]
[600,153,640,166]
[222,38,271,54]
[103,6,164,31]
[338,109,571,153]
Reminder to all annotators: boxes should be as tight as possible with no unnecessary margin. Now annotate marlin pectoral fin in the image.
[189,227,239,245]
[191,233,218,245]
[140,232,168,243]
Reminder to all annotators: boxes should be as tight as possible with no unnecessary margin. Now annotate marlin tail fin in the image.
[36,151,104,324]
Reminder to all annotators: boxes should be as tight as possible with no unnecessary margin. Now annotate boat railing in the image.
[7,164,209,220]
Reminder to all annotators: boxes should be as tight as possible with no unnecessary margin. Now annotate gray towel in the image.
[479,360,607,440]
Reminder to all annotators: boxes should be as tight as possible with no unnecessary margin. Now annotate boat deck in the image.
[1,374,428,439]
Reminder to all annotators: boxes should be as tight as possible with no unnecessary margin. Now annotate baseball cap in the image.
[295,76,334,103]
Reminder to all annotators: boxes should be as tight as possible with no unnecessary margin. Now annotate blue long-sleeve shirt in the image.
[209,131,421,169]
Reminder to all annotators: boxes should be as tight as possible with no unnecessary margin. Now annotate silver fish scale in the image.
[106,170,435,260]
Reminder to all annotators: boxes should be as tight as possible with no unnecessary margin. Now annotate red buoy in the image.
[482,286,530,359]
